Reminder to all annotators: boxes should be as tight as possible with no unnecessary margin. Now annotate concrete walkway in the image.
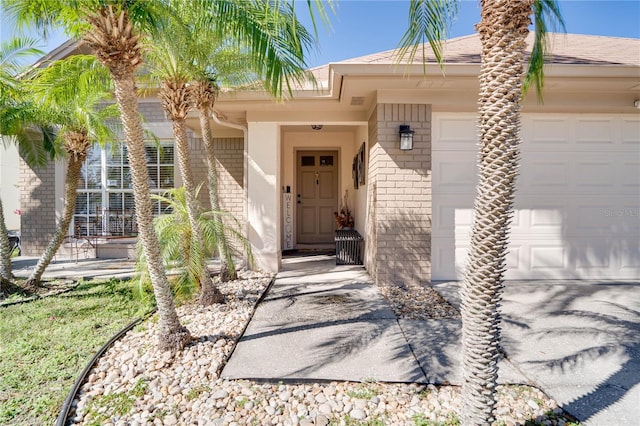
[11,256,138,281]
[222,256,524,385]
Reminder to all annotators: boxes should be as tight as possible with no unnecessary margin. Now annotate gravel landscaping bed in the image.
[68,271,576,426]
[378,281,460,320]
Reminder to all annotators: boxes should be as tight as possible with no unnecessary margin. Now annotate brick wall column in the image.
[366,103,432,286]
[19,158,57,256]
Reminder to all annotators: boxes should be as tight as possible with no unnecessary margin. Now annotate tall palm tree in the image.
[147,22,224,305]
[4,0,192,352]
[0,37,46,289]
[189,77,237,281]
[398,0,563,424]
[21,55,118,288]
[185,0,317,281]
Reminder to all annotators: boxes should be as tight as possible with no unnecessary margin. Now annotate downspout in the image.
[210,109,250,267]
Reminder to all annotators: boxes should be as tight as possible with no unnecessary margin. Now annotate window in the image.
[319,155,334,166]
[301,156,315,167]
[74,140,175,236]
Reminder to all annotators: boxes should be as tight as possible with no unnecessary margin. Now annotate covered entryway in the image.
[432,113,640,280]
[296,150,339,244]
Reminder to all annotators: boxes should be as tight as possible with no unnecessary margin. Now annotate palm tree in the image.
[185,0,317,281]
[398,0,563,424]
[135,186,253,302]
[20,55,118,288]
[189,77,237,281]
[0,37,45,289]
[4,0,192,352]
[147,21,224,305]
[4,0,330,351]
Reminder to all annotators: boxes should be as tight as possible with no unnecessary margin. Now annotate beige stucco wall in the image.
[352,125,369,237]
[0,142,21,230]
[247,122,281,272]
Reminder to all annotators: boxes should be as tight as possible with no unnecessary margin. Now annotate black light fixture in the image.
[311,124,323,130]
[399,124,414,150]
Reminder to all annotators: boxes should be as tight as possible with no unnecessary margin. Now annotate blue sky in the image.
[299,0,640,67]
[1,0,639,68]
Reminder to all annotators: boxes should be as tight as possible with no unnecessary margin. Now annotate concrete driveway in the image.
[434,279,640,425]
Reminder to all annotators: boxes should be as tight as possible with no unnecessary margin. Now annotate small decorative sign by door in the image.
[282,191,294,250]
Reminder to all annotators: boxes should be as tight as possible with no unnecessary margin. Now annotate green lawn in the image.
[0,279,152,425]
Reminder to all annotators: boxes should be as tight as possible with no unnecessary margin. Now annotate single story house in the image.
[6,33,640,284]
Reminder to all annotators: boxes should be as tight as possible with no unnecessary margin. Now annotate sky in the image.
[1,0,639,69]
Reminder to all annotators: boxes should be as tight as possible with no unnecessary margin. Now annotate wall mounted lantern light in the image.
[311,124,324,130]
[399,124,414,150]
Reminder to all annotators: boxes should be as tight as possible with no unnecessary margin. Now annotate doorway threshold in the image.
[283,244,335,258]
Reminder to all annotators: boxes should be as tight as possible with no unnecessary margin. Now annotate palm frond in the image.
[523,0,566,102]
[0,36,44,75]
[395,0,458,74]
[200,0,316,99]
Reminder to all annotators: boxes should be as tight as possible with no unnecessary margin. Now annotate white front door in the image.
[296,151,338,244]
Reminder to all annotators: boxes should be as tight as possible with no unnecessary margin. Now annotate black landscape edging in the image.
[55,308,157,426]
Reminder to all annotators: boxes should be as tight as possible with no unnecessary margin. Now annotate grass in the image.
[0,278,153,425]
[329,414,386,426]
[346,382,379,400]
[84,378,148,426]
[412,412,461,426]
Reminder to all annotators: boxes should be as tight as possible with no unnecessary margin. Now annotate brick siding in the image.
[366,103,432,286]
[188,135,245,253]
[20,97,246,257]
[19,159,57,256]
[187,135,245,225]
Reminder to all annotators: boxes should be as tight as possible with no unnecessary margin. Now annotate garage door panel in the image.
[433,203,474,237]
[433,112,640,280]
[526,117,572,147]
[620,161,640,187]
[519,158,570,189]
[431,237,457,280]
[621,119,640,145]
[575,160,616,188]
[574,245,611,269]
[434,117,476,148]
[573,202,640,236]
[433,153,477,193]
[530,208,564,229]
[575,118,615,145]
[530,246,566,270]
[619,240,640,270]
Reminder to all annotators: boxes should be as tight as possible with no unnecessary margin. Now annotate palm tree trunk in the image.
[460,1,532,425]
[113,75,191,352]
[0,198,14,282]
[197,106,236,281]
[172,118,224,305]
[24,153,84,288]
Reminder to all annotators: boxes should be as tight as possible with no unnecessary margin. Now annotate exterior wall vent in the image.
[350,96,365,106]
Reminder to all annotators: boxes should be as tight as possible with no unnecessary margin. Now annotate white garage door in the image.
[432,113,640,280]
